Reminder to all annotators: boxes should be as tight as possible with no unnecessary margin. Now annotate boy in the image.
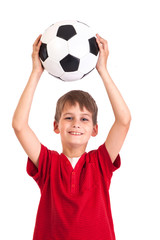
[12,34,131,240]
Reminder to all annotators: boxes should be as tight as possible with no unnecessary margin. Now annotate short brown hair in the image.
[54,90,98,125]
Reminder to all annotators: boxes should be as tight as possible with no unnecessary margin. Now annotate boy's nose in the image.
[73,125,80,128]
[73,119,80,128]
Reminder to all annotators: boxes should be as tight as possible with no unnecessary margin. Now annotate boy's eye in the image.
[81,118,88,121]
[65,117,72,120]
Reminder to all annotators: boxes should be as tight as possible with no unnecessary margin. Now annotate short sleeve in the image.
[96,143,121,180]
[26,144,52,191]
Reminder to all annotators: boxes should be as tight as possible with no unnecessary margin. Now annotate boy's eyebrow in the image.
[62,113,73,116]
[63,113,92,117]
[81,113,92,117]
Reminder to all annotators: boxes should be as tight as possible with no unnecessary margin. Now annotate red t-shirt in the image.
[27,143,121,240]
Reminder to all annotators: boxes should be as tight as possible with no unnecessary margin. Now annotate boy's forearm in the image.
[12,71,41,131]
[99,69,131,125]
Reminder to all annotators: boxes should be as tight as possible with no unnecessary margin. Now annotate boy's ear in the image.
[54,121,60,134]
[92,124,98,137]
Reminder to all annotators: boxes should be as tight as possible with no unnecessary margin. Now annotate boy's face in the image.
[54,102,98,154]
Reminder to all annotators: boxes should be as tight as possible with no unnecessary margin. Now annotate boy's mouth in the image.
[68,131,83,135]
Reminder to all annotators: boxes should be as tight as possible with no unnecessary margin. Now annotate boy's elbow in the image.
[12,117,16,130]
[123,112,132,127]
[118,111,131,128]
[12,118,20,132]
[12,117,25,132]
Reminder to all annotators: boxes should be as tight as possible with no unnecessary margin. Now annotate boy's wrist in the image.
[97,67,108,77]
[31,69,43,79]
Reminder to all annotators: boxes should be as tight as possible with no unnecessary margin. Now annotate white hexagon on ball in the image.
[43,58,64,77]
[79,53,98,74]
[47,37,68,62]
[41,25,58,44]
[60,71,84,81]
[74,21,95,40]
[68,35,89,58]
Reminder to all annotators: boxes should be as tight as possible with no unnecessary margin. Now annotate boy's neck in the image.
[62,144,87,158]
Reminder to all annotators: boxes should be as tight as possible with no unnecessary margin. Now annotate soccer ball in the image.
[39,20,99,81]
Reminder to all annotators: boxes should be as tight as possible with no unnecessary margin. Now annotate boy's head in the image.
[54,90,98,154]
[54,90,98,125]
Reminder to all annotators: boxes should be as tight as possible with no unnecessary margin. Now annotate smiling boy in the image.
[12,34,131,240]
[54,91,98,158]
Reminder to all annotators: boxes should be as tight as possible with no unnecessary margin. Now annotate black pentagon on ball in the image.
[57,25,77,40]
[39,43,48,62]
[60,54,80,72]
[89,37,99,56]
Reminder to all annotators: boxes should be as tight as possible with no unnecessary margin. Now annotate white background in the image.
[1,0,160,239]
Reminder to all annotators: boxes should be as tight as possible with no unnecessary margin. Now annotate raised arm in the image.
[96,34,131,163]
[12,35,43,168]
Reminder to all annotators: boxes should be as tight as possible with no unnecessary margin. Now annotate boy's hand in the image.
[32,35,44,75]
[96,34,109,74]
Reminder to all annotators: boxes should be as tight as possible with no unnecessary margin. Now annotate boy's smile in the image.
[54,102,98,157]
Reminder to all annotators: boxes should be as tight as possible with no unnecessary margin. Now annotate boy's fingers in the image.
[37,39,42,48]
[96,39,103,51]
[33,34,42,47]
[96,34,108,50]
[97,35,108,45]
[96,35,103,49]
